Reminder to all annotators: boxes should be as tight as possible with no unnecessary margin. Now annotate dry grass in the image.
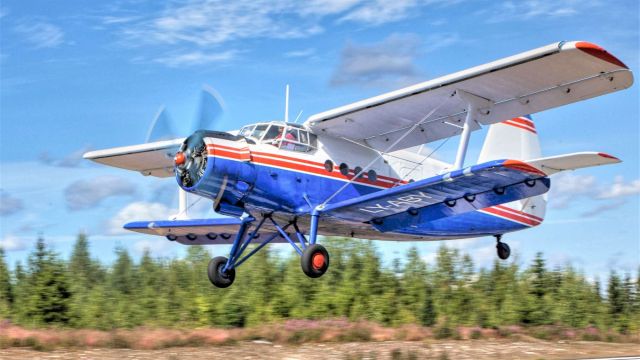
[0,319,637,351]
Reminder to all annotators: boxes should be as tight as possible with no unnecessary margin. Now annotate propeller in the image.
[145,84,226,143]
[143,85,226,220]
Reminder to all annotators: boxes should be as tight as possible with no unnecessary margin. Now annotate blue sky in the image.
[1,0,638,280]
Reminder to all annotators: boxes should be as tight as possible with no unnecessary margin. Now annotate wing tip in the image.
[568,41,629,69]
[598,152,622,162]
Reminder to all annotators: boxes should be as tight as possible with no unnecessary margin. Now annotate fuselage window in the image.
[367,169,377,182]
[324,160,334,172]
[354,166,363,178]
[339,163,349,176]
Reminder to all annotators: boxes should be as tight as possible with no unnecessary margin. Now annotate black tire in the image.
[301,244,329,278]
[208,256,236,288]
[496,242,511,260]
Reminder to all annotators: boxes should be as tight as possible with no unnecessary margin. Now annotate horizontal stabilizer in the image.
[83,138,184,177]
[320,159,550,224]
[526,152,620,175]
[124,218,286,244]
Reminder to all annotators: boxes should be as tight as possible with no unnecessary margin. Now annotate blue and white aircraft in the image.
[85,41,633,288]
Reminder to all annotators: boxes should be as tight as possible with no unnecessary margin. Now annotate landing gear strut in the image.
[495,234,510,260]
[207,214,330,288]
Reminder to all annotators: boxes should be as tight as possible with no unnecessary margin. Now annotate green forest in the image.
[0,234,638,334]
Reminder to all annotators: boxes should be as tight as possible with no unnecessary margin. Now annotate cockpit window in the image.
[262,125,284,143]
[239,122,317,153]
[252,125,269,140]
[239,125,254,137]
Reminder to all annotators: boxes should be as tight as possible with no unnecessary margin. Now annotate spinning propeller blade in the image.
[145,106,176,143]
[194,85,225,131]
[145,85,226,143]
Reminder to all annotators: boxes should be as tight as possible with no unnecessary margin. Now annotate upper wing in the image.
[83,138,184,177]
[305,41,633,152]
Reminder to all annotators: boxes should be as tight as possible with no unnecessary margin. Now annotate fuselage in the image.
[177,122,544,241]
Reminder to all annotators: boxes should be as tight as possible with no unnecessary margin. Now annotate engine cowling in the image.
[174,130,256,216]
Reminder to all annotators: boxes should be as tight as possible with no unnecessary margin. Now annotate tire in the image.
[301,244,330,278]
[496,242,511,260]
[208,256,236,288]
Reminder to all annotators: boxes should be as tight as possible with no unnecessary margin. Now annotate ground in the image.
[1,340,639,360]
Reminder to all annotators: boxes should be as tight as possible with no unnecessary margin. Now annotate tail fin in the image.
[478,115,541,162]
[478,115,546,225]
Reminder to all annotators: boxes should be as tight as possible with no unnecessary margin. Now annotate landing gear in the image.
[207,213,330,287]
[208,256,236,288]
[301,244,329,278]
[495,234,510,260]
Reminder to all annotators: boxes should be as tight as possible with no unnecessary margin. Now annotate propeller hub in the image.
[174,152,186,166]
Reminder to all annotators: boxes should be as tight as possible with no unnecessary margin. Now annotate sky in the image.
[0,0,638,281]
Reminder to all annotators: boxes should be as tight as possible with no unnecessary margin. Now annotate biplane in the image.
[85,41,633,287]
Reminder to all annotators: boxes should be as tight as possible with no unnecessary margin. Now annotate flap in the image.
[305,41,632,152]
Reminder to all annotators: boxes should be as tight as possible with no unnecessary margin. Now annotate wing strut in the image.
[317,102,446,209]
[453,90,493,169]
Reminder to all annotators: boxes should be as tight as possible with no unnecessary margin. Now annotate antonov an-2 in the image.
[85,41,633,288]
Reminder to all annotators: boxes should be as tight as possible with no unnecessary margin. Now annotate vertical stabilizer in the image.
[478,115,541,162]
[478,115,546,225]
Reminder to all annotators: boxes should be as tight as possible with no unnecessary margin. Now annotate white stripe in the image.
[493,205,542,222]
[503,120,536,133]
[479,210,534,227]
[208,155,389,190]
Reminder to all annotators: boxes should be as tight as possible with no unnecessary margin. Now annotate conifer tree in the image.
[0,247,12,319]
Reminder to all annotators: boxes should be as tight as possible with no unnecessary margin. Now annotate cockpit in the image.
[238,121,317,152]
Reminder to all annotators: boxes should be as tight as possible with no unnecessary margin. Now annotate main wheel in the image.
[208,256,236,288]
[301,244,329,278]
[496,242,511,260]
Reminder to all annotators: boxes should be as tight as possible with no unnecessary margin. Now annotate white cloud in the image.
[14,21,64,48]
[0,234,29,252]
[597,176,640,199]
[154,50,237,67]
[548,172,596,208]
[0,191,24,216]
[330,33,429,88]
[338,0,420,25]
[284,48,316,58]
[64,175,137,210]
[486,0,599,23]
[107,201,173,235]
[120,1,325,47]
[549,173,640,216]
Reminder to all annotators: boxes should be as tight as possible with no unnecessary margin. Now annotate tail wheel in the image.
[301,244,329,278]
[496,242,511,260]
[208,256,236,288]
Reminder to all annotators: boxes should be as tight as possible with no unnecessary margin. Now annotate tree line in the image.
[0,234,638,333]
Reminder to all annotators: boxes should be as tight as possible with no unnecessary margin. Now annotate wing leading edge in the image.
[83,138,184,177]
[305,41,633,152]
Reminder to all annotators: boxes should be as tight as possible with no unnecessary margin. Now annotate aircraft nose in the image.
[174,151,186,166]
